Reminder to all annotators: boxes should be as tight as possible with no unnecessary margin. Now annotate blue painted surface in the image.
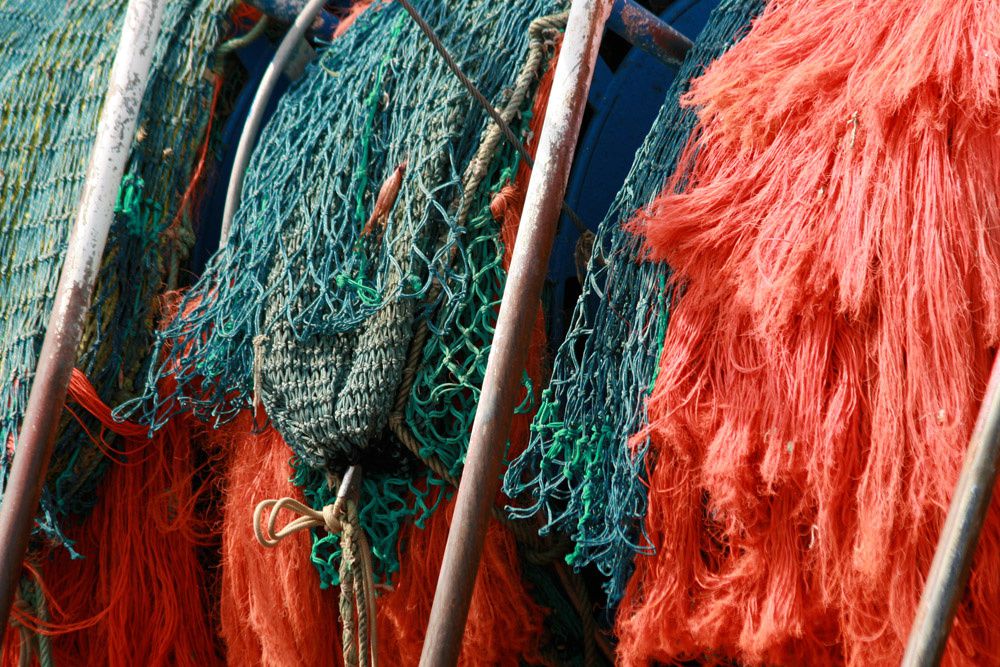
[191,36,294,273]
[546,0,720,346]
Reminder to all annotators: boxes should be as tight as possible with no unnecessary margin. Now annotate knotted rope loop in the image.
[252,467,377,665]
[253,496,343,548]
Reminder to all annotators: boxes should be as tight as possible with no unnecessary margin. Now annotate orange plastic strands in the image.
[331,0,375,40]
[378,489,549,667]
[617,1,1000,665]
[209,417,549,666]
[209,416,343,667]
[2,373,221,667]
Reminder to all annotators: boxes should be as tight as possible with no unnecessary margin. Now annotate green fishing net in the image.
[504,0,767,603]
[295,93,548,584]
[124,0,565,583]
[0,0,227,550]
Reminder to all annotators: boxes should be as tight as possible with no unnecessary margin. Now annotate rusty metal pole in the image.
[607,0,692,66]
[418,1,612,663]
[0,0,167,631]
[902,354,1000,666]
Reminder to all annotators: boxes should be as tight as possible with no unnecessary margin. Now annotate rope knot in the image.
[253,496,342,548]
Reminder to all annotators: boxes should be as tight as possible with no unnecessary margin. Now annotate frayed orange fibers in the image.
[617,1,1000,665]
[4,371,221,667]
[208,420,548,667]
[208,416,344,667]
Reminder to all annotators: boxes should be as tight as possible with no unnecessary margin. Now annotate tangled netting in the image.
[503,0,766,603]
[0,0,225,549]
[125,0,560,436]
[124,0,564,582]
[297,18,562,588]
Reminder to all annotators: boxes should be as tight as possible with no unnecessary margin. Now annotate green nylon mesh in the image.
[0,0,226,550]
[296,116,540,585]
[504,0,767,603]
[123,0,565,583]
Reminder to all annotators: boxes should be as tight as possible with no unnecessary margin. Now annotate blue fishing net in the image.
[504,0,767,603]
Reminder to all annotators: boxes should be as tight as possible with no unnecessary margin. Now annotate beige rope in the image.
[253,496,341,547]
[253,495,378,666]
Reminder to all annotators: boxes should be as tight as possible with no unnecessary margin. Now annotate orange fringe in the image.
[618,1,1000,665]
[377,489,549,666]
[4,371,221,667]
[208,417,343,667]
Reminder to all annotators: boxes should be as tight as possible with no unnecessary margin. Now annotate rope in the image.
[254,494,378,666]
[215,15,269,63]
[397,0,589,235]
[10,574,53,667]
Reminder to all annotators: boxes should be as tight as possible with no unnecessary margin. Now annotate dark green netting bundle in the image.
[127,0,561,436]
[0,0,226,550]
[123,0,565,582]
[504,0,767,603]
[295,92,549,584]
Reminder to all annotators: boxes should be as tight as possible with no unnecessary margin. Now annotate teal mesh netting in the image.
[0,0,226,550]
[504,0,767,603]
[122,0,564,583]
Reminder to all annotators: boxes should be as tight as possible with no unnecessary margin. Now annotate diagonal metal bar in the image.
[608,0,692,66]
[418,1,613,664]
[0,0,168,634]
[903,354,1000,665]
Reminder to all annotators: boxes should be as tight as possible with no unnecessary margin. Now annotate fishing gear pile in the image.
[126,0,566,585]
[618,0,1000,664]
[107,0,582,663]
[504,0,765,603]
[0,0,226,548]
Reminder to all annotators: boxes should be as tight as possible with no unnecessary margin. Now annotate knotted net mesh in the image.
[504,0,767,602]
[0,0,226,549]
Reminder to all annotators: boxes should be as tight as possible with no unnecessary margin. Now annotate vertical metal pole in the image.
[418,1,612,664]
[0,0,167,631]
[902,354,1000,666]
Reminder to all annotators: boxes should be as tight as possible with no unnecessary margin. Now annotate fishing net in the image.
[0,0,227,550]
[123,0,566,582]
[503,0,767,603]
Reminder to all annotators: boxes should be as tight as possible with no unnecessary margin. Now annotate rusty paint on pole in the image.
[0,0,167,633]
[608,0,692,66]
[418,1,612,664]
[902,353,1000,666]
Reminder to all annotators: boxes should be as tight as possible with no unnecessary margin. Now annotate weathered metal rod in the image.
[219,0,328,245]
[608,0,692,66]
[418,1,612,664]
[0,0,167,633]
[902,354,1000,665]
